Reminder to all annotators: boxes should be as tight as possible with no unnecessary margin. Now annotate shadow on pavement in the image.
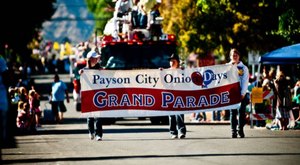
[35,127,169,135]
[41,118,87,125]
[3,152,300,164]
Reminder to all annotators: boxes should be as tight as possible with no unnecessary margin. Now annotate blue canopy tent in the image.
[256,43,300,84]
[259,43,300,64]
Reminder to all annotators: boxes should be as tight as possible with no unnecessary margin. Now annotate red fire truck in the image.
[73,14,178,124]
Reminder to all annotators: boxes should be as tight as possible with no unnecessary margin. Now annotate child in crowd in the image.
[16,101,35,133]
[29,90,42,127]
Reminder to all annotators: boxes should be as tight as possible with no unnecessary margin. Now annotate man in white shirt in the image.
[227,48,249,138]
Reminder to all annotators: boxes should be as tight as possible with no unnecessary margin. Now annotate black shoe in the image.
[232,133,237,138]
[238,130,245,138]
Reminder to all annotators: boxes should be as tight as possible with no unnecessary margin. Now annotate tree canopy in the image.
[86,0,114,35]
[161,0,300,61]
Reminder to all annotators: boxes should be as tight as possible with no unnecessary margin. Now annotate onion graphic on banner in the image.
[191,69,223,88]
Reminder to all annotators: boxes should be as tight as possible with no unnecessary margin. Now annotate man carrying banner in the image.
[227,48,249,138]
[167,54,187,139]
[80,50,103,141]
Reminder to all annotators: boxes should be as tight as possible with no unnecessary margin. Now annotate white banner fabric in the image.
[80,64,241,117]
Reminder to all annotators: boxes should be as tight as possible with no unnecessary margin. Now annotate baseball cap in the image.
[87,50,101,59]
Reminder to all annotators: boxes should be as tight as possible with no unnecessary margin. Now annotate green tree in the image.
[160,0,300,61]
[274,0,300,44]
[86,0,114,35]
[161,0,200,58]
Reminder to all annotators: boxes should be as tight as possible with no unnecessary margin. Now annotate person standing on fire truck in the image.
[113,0,133,38]
[168,54,186,139]
[79,50,103,141]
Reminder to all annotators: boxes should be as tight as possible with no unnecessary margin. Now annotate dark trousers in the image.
[169,114,186,135]
[230,94,248,134]
[87,118,103,137]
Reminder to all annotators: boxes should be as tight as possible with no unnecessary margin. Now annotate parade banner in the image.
[80,64,241,117]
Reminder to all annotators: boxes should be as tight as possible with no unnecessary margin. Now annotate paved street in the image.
[2,74,300,165]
